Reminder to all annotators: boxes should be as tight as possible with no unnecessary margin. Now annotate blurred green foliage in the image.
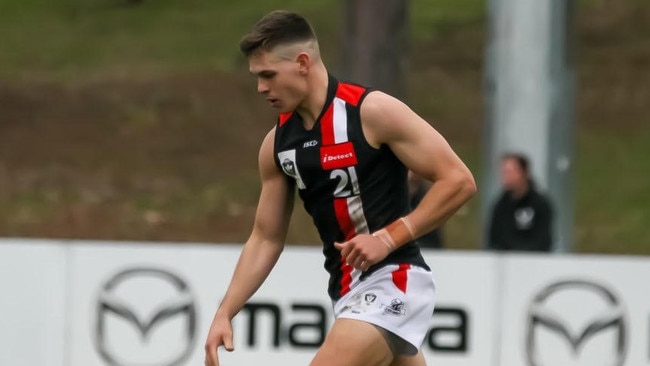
[0,0,648,254]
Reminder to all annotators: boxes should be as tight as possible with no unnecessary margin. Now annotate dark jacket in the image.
[488,183,553,252]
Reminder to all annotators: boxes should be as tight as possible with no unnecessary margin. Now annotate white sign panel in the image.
[225,249,499,366]
[0,239,67,366]
[64,242,498,366]
[3,239,648,366]
[66,241,242,366]
[499,254,650,366]
[422,251,500,366]
[223,246,331,365]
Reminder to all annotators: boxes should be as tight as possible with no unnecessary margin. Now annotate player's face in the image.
[500,158,526,191]
[248,49,308,113]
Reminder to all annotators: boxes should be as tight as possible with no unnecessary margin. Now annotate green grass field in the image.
[0,0,648,254]
[0,0,484,81]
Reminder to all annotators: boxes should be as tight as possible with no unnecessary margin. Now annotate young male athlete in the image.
[204,10,476,366]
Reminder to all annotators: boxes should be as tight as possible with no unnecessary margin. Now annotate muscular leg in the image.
[310,318,394,366]
[390,350,426,366]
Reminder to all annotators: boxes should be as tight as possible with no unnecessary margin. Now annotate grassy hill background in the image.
[0,0,648,254]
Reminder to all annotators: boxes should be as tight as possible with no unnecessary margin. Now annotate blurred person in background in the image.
[488,153,553,252]
[204,10,476,366]
[408,171,443,249]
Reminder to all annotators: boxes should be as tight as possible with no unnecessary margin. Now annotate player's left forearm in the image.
[372,170,475,250]
[405,170,477,243]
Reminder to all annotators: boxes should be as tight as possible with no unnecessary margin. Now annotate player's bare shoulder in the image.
[258,127,281,177]
[359,91,398,125]
[360,91,422,146]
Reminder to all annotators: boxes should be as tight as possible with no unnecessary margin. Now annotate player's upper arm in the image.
[360,91,475,188]
[249,128,295,246]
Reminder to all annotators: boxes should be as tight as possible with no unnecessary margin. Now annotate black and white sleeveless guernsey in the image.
[274,74,430,301]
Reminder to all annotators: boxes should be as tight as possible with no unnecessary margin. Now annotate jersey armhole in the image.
[271,124,282,170]
[355,89,385,152]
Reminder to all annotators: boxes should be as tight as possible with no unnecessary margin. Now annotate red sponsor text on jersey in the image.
[320,142,358,170]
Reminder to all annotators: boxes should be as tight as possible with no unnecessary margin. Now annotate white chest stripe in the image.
[333,97,349,144]
[332,95,369,293]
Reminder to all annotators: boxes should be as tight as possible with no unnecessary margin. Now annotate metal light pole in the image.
[483,0,576,252]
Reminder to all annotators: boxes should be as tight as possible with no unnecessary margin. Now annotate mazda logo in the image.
[526,279,627,366]
[95,268,196,366]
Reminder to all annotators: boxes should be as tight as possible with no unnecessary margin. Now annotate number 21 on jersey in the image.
[330,167,360,198]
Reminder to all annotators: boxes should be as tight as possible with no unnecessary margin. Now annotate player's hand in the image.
[204,313,234,366]
[334,234,391,271]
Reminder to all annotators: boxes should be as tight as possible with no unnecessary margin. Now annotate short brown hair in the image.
[239,10,317,57]
[502,153,530,176]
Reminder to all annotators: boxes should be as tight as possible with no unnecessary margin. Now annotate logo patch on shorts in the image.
[364,293,377,305]
[342,291,380,314]
[382,298,406,316]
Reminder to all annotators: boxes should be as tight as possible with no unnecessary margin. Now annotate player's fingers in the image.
[349,248,367,269]
[335,241,353,258]
[223,332,234,352]
[345,245,362,265]
[352,256,366,270]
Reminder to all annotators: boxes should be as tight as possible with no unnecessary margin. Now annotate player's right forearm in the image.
[216,238,284,320]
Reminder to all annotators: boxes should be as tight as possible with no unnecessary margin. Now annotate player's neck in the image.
[295,65,329,130]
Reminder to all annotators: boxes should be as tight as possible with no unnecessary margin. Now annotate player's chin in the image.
[272,100,299,113]
[275,105,294,114]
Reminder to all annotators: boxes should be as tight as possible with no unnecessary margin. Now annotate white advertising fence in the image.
[0,239,648,366]
[498,255,650,366]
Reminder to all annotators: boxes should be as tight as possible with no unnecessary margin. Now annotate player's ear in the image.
[296,52,310,75]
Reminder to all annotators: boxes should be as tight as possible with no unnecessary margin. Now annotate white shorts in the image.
[332,264,436,354]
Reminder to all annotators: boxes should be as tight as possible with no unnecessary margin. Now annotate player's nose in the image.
[257,79,269,94]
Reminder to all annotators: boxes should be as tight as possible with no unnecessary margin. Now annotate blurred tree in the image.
[340,0,409,99]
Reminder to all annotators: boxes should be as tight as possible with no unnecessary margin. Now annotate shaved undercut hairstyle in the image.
[239,10,318,57]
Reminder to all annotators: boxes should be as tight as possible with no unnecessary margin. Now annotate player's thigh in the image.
[390,350,426,366]
[310,318,393,366]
